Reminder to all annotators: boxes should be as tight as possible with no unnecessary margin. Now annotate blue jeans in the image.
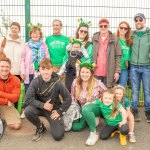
[130,65,150,111]
[118,69,128,87]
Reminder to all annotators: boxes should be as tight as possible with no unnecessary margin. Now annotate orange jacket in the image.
[0,73,21,105]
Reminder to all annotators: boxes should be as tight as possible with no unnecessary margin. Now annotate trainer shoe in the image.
[32,124,46,142]
[132,109,140,122]
[128,134,136,143]
[85,132,99,146]
[145,111,150,123]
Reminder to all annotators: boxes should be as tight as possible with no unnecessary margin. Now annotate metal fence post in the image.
[25,0,30,42]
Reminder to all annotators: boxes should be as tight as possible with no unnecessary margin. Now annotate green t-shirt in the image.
[46,35,69,66]
[94,100,123,126]
[137,31,144,37]
[119,39,131,70]
[122,97,131,109]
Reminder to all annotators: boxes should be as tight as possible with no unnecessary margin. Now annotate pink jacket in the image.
[21,41,50,84]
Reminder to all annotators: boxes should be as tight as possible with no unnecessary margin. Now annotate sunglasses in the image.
[135,19,143,23]
[119,27,128,31]
[99,25,108,28]
[79,30,88,34]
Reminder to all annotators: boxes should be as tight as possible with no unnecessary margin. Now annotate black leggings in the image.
[24,105,64,141]
[100,124,129,140]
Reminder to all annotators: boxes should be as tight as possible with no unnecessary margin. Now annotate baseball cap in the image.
[134,13,146,21]
[99,19,109,24]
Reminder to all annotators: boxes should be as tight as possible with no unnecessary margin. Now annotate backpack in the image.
[0,118,4,139]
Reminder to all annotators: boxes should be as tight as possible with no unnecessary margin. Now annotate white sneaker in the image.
[85,132,99,146]
[20,111,26,119]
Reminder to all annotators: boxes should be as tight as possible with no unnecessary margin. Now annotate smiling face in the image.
[80,67,92,82]
[78,26,88,41]
[118,23,129,37]
[99,22,109,34]
[30,30,41,42]
[0,61,11,79]
[114,88,124,103]
[134,17,146,30]
[52,20,62,36]
[39,67,53,82]
[10,25,20,37]
[102,92,114,106]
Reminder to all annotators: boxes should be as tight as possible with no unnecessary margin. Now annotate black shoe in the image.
[32,124,46,142]
[132,109,141,122]
[145,111,150,123]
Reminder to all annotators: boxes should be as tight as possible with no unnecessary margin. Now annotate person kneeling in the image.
[24,58,71,141]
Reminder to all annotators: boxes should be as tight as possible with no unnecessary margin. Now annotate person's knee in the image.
[52,131,64,141]
[119,124,129,135]
[100,133,108,140]
[24,106,34,118]
[8,123,21,130]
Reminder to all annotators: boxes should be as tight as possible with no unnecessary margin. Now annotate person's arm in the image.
[24,78,44,109]
[57,62,66,76]
[119,106,127,127]
[20,44,27,80]
[126,107,131,117]
[0,77,21,103]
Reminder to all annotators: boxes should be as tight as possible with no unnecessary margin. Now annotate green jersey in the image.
[94,100,123,126]
[119,39,131,70]
[46,35,69,66]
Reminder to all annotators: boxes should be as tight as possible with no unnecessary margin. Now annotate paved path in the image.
[0,108,149,150]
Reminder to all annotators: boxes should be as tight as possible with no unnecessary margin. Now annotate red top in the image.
[0,73,21,105]
[94,34,109,76]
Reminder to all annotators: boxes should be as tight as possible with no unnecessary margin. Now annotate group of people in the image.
[0,12,150,146]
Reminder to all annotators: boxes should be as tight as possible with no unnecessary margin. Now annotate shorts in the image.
[0,105,21,125]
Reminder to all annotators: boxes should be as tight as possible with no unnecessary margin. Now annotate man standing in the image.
[24,58,71,141]
[130,13,150,122]
[0,57,21,130]
[46,19,69,73]
[92,19,122,87]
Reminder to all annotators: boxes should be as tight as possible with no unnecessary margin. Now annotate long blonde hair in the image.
[76,66,95,102]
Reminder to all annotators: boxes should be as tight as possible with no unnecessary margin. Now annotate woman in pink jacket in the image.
[21,23,49,93]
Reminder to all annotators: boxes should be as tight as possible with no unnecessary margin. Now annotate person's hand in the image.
[7,100,13,107]
[43,100,53,111]
[21,73,26,80]
[125,61,129,68]
[119,120,126,127]
[50,110,60,120]
[114,73,120,82]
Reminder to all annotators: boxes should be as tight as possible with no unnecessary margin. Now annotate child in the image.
[21,23,49,93]
[58,39,89,92]
[113,85,136,143]
[94,89,129,145]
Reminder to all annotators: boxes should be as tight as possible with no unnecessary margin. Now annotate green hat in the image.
[72,39,82,46]
[28,22,42,31]
[77,18,92,28]
[79,62,96,71]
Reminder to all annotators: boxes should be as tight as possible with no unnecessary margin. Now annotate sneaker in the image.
[145,111,150,123]
[20,111,26,119]
[132,109,140,122]
[95,117,100,127]
[120,134,127,146]
[128,134,136,143]
[32,124,46,142]
[85,132,99,146]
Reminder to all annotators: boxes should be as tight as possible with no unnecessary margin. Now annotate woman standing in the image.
[21,23,49,93]
[116,21,132,87]
[3,22,24,79]
[71,62,106,131]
